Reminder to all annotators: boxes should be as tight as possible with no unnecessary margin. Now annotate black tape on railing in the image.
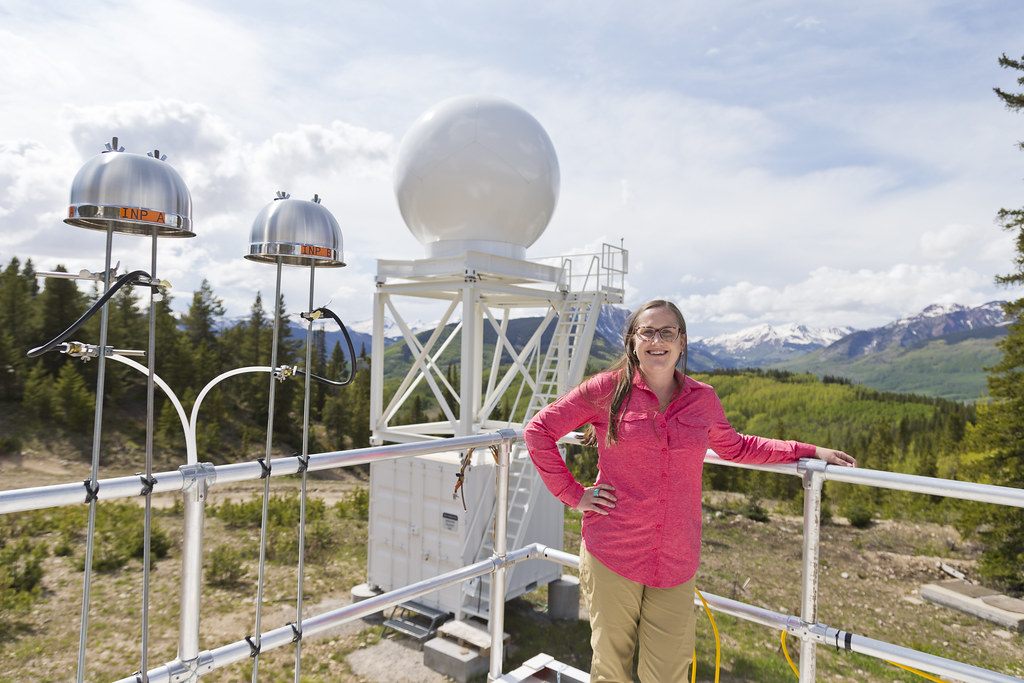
[256,457,271,479]
[138,474,157,496]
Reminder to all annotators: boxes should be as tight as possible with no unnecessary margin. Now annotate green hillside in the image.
[774,327,1006,402]
[559,367,977,524]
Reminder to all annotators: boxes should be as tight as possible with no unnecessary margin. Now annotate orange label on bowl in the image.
[119,207,166,223]
[301,245,333,258]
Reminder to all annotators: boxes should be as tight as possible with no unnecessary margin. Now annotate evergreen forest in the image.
[0,258,373,469]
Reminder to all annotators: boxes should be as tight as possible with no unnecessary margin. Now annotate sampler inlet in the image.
[245,192,345,267]
[65,137,194,237]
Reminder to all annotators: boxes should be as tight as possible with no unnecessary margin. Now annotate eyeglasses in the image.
[635,326,681,342]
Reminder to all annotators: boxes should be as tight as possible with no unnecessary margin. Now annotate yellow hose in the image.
[695,589,721,683]
[781,631,799,677]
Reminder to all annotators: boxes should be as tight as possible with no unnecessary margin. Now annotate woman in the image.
[523,300,856,682]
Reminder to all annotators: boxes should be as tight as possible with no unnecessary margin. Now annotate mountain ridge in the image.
[224,301,1009,401]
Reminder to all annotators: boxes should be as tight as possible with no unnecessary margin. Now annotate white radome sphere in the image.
[394,95,560,260]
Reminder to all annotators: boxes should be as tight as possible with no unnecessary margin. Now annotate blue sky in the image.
[2,0,1023,336]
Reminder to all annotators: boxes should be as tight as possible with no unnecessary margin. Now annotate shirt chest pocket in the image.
[615,410,656,442]
[669,414,711,452]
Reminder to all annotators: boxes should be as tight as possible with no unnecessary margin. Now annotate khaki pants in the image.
[579,544,696,683]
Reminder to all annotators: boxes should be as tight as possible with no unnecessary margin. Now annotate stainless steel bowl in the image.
[65,138,194,237]
[245,193,345,267]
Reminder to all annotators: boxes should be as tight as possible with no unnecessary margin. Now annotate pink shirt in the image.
[523,369,816,588]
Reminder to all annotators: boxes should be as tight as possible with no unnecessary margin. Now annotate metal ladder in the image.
[521,291,604,422]
[460,291,604,619]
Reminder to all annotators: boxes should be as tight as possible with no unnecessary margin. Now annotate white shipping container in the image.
[367,449,564,618]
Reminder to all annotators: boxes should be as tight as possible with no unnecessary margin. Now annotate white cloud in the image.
[2,0,1022,334]
[674,263,993,334]
[920,223,978,260]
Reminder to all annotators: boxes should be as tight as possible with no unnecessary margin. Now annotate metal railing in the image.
[1,431,1023,682]
[532,242,628,296]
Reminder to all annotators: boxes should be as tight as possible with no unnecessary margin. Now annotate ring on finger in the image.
[593,489,600,498]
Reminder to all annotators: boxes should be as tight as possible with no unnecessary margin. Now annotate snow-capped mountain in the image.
[594,305,632,349]
[690,323,854,367]
[594,302,1007,371]
[819,301,1007,360]
[697,323,853,356]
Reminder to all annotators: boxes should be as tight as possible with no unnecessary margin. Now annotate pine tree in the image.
[181,279,225,348]
[235,292,270,413]
[962,53,1024,591]
[0,258,35,400]
[32,265,87,376]
[179,280,226,391]
[310,327,328,419]
[52,363,94,433]
[347,347,372,448]
[270,293,301,446]
[0,258,37,353]
[21,364,53,422]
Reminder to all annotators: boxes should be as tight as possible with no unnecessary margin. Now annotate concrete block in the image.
[350,582,385,624]
[436,618,508,655]
[423,635,489,682]
[920,580,1024,631]
[548,575,581,620]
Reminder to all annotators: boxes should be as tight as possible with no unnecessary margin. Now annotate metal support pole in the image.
[459,283,479,437]
[293,263,316,682]
[140,226,159,682]
[369,286,386,445]
[799,461,825,681]
[488,429,516,681]
[76,225,114,683]
[177,462,217,665]
[252,260,284,681]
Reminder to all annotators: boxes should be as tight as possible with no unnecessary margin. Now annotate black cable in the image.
[297,306,357,387]
[26,270,153,357]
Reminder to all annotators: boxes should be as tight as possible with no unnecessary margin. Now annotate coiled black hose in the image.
[296,306,357,387]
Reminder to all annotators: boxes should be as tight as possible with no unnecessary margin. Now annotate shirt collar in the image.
[630,368,692,396]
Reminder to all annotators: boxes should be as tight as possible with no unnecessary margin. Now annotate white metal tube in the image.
[488,430,514,681]
[369,288,386,444]
[799,467,825,681]
[108,354,190,457]
[708,452,1024,509]
[189,366,275,465]
[459,284,473,436]
[0,472,184,513]
[176,462,215,663]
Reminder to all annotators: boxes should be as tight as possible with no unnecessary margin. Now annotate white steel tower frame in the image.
[370,245,627,444]
[366,244,626,620]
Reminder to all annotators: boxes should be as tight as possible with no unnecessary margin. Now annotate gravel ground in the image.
[347,638,452,683]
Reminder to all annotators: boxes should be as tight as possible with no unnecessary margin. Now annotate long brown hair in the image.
[586,300,687,444]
